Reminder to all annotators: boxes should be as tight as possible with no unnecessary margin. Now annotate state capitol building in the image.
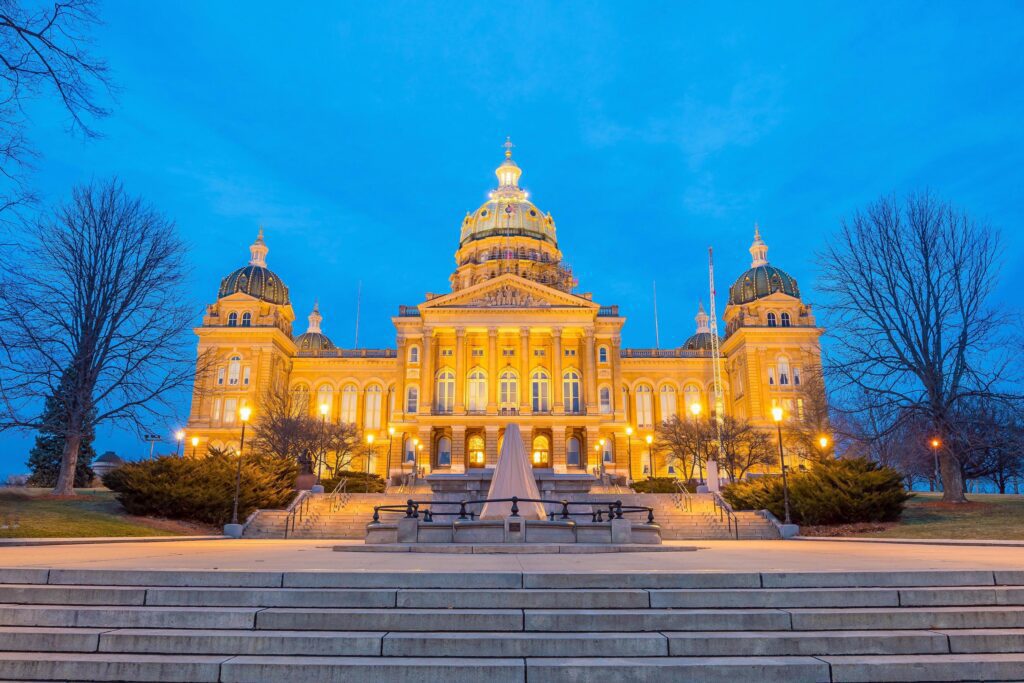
[186,143,823,481]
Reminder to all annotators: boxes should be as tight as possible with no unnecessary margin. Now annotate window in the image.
[531,369,550,412]
[242,367,250,386]
[660,385,678,419]
[316,385,333,415]
[683,384,701,414]
[408,346,419,364]
[405,438,416,463]
[778,356,791,386]
[603,439,614,463]
[212,398,222,421]
[227,312,238,327]
[502,349,515,357]
[564,349,576,357]
[562,370,582,413]
[437,437,452,467]
[531,434,550,468]
[241,312,252,327]
[468,369,487,411]
[216,367,225,386]
[292,385,310,414]
[223,398,238,425]
[440,348,453,357]
[793,366,802,386]
[567,436,581,467]
[599,386,612,414]
[435,370,455,413]
[468,434,485,468]
[499,369,518,406]
[364,385,382,430]
[781,312,791,327]
[767,312,777,327]
[533,349,545,357]
[340,385,358,424]
[636,385,653,428]
[406,386,418,413]
[471,349,484,358]
[768,367,776,386]
[227,356,241,386]
[598,346,608,363]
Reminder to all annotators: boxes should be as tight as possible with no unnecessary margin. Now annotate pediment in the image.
[420,274,599,311]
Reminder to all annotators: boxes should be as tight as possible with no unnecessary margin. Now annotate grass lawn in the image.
[0,488,214,538]
[804,493,1024,540]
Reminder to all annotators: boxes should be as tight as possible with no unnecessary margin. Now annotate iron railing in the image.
[371,496,655,525]
[326,477,350,513]
[672,479,692,512]
[710,490,740,539]
[282,489,312,539]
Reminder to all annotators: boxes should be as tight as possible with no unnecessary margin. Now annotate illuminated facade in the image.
[186,143,823,480]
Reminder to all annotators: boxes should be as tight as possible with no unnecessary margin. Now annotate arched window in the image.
[565,436,582,467]
[499,369,518,407]
[599,386,612,414]
[532,434,550,468]
[406,386,418,414]
[531,369,550,413]
[778,356,791,386]
[659,385,678,419]
[227,312,238,327]
[292,384,310,414]
[437,436,452,467]
[435,370,455,413]
[683,384,701,414]
[468,434,485,468]
[562,370,582,414]
[227,356,241,385]
[404,437,416,463]
[635,384,653,428]
[598,346,608,363]
[316,385,333,416]
[767,312,777,327]
[340,384,358,424]
[781,312,791,327]
[364,385,382,429]
[241,312,252,327]
[408,346,419,364]
[467,369,487,412]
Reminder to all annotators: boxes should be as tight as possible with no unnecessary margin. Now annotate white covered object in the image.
[479,423,547,520]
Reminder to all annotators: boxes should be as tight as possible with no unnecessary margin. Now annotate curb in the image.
[794,536,1024,548]
[0,535,226,547]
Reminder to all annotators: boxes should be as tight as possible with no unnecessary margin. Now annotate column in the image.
[454,327,466,413]
[519,425,533,462]
[552,425,567,473]
[450,425,466,473]
[486,327,498,412]
[519,327,531,414]
[586,425,600,475]
[419,330,433,415]
[610,335,624,421]
[395,335,407,421]
[485,425,500,466]
[417,426,432,474]
[584,329,597,413]
[551,328,563,414]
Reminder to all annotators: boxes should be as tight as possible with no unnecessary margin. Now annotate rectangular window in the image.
[564,349,576,357]
[533,349,545,357]
[223,398,237,425]
[212,398,222,421]
[502,349,515,357]
[440,349,453,357]
[768,368,776,386]
[793,367,802,386]
[217,367,225,386]
[242,367,250,386]
[471,349,484,357]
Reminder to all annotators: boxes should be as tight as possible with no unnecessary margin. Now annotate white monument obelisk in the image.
[480,424,546,520]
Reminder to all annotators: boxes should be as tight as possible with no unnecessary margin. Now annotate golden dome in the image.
[459,138,557,248]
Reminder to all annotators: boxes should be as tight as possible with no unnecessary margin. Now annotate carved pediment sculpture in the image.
[468,284,549,308]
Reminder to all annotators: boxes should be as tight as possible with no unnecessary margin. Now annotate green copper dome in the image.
[728,264,800,306]
[294,330,334,351]
[682,332,721,351]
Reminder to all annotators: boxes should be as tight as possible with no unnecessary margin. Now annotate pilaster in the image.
[584,329,597,412]
[450,425,466,473]
[552,424,567,473]
[486,327,498,412]
[519,327,531,414]
[485,425,500,466]
[419,329,433,415]
[454,327,466,413]
[551,328,563,414]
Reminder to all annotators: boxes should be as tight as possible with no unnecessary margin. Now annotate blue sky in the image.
[3,1,1022,476]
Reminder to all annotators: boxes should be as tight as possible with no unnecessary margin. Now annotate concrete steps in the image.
[2,568,1024,680]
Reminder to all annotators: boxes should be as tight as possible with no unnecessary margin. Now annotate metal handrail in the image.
[327,477,349,513]
[282,489,313,539]
[710,490,740,540]
[371,496,656,525]
[672,479,692,512]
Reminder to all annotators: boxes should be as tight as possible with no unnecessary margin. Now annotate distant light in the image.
[191,436,199,447]
[771,406,783,422]
[367,434,375,444]
[239,406,252,422]
[690,402,702,416]
[645,435,653,445]
[175,430,185,441]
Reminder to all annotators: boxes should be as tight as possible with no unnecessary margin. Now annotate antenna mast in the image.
[354,280,362,348]
[707,248,726,462]
[652,280,660,349]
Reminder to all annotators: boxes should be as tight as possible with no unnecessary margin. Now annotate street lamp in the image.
[771,406,792,525]
[191,436,199,458]
[625,426,634,481]
[230,406,252,527]
[365,433,375,474]
[175,430,185,458]
[317,403,329,485]
[930,438,942,491]
[598,438,607,477]
[645,434,653,477]
[689,402,705,484]
[386,426,395,480]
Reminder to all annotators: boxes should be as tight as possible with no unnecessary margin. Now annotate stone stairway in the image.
[244,491,779,540]
[2,567,1024,680]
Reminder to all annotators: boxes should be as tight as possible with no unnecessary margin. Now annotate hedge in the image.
[630,477,697,494]
[319,470,386,493]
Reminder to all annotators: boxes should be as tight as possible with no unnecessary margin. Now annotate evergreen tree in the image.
[25,391,96,488]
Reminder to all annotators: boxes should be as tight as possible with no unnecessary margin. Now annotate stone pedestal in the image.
[504,517,525,543]
[397,517,418,543]
[610,518,632,544]
[223,523,243,539]
[706,459,721,492]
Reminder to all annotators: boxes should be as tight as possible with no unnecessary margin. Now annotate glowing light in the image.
[412,438,419,446]
[645,434,653,445]
[388,426,395,436]
[191,436,199,447]
[175,430,185,441]
[366,434,375,444]
[319,403,329,416]
[931,438,941,449]
[625,426,634,436]
[818,435,829,449]
[239,406,252,422]
[771,406,783,422]
[533,451,541,463]
[599,438,606,447]
[690,402,702,416]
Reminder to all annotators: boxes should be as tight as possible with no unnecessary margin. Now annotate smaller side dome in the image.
[681,302,721,350]
[294,301,334,351]
[727,226,800,305]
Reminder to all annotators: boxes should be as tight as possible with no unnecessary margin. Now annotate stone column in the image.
[519,425,533,462]
[519,327,531,414]
[485,424,500,466]
[450,425,466,473]
[395,335,407,421]
[487,327,498,412]
[585,425,600,475]
[419,330,433,415]
[454,327,466,413]
[551,328,563,414]
[610,335,624,421]
[584,329,597,413]
[417,426,432,474]
[552,424,567,473]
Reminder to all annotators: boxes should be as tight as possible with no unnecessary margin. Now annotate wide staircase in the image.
[2,567,1024,681]
[244,491,779,540]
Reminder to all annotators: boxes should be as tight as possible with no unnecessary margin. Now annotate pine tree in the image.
[25,391,96,488]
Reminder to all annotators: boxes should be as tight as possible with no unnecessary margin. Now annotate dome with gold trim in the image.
[681,302,722,350]
[458,139,557,248]
[294,302,334,351]
[217,230,290,306]
[728,227,800,306]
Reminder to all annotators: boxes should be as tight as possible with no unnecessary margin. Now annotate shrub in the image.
[630,477,696,494]
[722,457,911,525]
[319,470,386,493]
[103,454,298,525]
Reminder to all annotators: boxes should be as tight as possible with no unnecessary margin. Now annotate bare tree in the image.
[0,179,204,494]
[786,369,834,462]
[818,193,1022,502]
[717,417,777,482]
[0,0,112,214]
[654,415,712,481]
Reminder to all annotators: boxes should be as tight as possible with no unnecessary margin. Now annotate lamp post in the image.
[191,436,199,458]
[930,438,942,492]
[598,438,607,478]
[772,406,791,525]
[645,434,653,477]
[689,402,704,483]
[229,405,252,529]
[175,430,185,458]
[818,435,830,460]
[365,433,375,475]
[317,403,329,486]
[386,426,395,481]
[625,426,634,481]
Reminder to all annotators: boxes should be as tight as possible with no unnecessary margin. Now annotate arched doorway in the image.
[467,433,486,469]
[531,434,550,468]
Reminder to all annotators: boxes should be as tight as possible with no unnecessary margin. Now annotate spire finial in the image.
[249,227,269,267]
[695,300,710,334]
[503,136,514,159]
[307,301,323,334]
[749,223,769,267]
